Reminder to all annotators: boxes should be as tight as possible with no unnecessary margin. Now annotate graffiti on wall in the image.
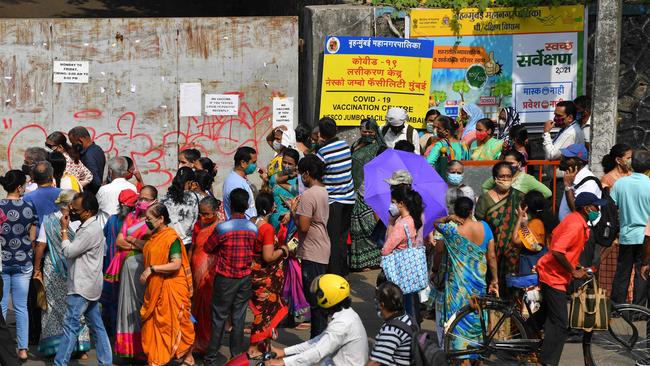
[5,92,274,187]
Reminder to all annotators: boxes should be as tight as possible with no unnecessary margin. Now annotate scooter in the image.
[224,339,277,366]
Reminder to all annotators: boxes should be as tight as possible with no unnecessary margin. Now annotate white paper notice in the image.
[53,61,89,83]
[179,83,202,117]
[272,97,294,128]
[205,94,239,116]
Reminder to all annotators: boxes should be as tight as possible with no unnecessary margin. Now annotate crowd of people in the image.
[0,92,649,366]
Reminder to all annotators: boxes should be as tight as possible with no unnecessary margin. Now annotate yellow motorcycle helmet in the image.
[311,274,350,309]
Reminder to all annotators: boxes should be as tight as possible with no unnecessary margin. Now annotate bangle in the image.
[61,229,68,233]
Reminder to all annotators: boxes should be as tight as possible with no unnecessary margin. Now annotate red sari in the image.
[249,222,288,344]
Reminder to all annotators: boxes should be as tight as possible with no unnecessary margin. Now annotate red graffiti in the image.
[5,93,273,188]
[2,118,12,129]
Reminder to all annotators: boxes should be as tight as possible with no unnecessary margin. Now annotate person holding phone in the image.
[542,101,585,161]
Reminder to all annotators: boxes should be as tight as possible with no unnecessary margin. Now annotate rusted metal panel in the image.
[0,17,298,192]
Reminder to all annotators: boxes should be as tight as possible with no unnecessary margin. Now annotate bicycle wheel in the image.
[585,303,650,365]
[444,298,534,365]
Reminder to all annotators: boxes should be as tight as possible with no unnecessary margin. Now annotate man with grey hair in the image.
[96,156,136,216]
[24,161,62,228]
[23,146,49,193]
[68,126,105,194]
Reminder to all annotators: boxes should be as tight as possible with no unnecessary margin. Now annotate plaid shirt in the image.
[205,213,258,278]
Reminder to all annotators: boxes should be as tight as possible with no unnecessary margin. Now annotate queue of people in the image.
[1,92,649,366]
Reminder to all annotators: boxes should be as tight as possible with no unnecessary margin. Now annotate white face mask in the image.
[272,141,283,152]
[389,203,400,217]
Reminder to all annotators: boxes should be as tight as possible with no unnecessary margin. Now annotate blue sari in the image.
[101,214,124,337]
[38,213,91,356]
[270,177,298,231]
[437,221,492,356]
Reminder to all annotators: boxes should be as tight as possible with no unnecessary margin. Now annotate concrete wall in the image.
[0,17,298,191]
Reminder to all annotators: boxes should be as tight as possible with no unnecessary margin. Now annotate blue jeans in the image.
[1,265,32,349]
[54,294,112,366]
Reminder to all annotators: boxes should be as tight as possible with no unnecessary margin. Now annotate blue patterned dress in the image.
[437,221,493,356]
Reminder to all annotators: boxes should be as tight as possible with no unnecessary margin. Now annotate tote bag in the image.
[570,278,609,332]
[381,224,428,294]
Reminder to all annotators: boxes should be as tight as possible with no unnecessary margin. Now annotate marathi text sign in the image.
[408,5,585,124]
[319,36,434,128]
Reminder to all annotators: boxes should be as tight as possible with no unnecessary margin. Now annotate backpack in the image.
[385,317,448,366]
[573,176,619,247]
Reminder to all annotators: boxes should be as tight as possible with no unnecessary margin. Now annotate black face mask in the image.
[21,164,32,175]
[69,212,82,222]
[73,143,84,153]
[559,160,569,172]
[390,125,405,134]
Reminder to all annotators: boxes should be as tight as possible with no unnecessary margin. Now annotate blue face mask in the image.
[575,112,583,123]
[447,172,463,186]
[244,162,257,175]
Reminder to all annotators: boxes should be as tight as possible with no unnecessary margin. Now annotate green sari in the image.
[470,137,503,161]
[349,122,385,270]
[475,188,523,297]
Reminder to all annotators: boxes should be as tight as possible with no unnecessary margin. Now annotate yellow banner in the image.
[409,5,585,37]
[319,36,434,128]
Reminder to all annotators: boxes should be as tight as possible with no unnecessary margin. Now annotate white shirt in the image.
[559,166,602,220]
[284,307,369,366]
[542,122,585,160]
[582,116,591,144]
[382,125,421,155]
[96,178,137,216]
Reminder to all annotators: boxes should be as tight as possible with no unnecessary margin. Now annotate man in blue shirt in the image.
[24,161,62,229]
[222,146,258,220]
[610,149,650,305]
[68,126,106,194]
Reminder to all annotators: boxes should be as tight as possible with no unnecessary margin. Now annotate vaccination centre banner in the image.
[407,5,586,124]
[319,36,435,128]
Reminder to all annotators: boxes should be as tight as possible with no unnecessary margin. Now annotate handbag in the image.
[381,223,428,294]
[33,276,47,311]
[570,278,609,332]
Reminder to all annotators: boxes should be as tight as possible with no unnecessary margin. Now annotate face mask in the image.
[575,112,583,123]
[553,115,566,127]
[619,158,632,171]
[145,220,156,231]
[495,179,512,191]
[272,141,283,152]
[73,143,83,153]
[497,120,506,129]
[282,165,295,176]
[447,172,463,186]
[587,210,600,223]
[559,160,569,172]
[21,164,32,175]
[389,203,400,217]
[201,215,218,225]
[69,212,82,222]
[360,135,375,143]
[390,125,404,134]
[426,124,435,133]
[135,200,153,215]
[476,131,489,141]
[244,162,257,175]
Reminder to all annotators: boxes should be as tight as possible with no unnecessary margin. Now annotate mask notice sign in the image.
[53,61,89,83]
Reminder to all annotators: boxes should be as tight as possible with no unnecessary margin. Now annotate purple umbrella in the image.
[364,149,448,236]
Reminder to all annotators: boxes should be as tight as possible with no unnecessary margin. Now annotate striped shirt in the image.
[370,313,414,366]
[317,139,356,204]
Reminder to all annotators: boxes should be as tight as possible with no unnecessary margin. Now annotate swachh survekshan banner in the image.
[407,5,586,123]
[319,36,435,128]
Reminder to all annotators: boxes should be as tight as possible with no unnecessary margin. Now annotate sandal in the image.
[294,322,311,330]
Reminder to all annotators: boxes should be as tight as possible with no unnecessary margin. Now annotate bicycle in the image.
[443,273,650,365]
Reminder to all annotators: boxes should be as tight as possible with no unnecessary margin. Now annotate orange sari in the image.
[141,226,195,366]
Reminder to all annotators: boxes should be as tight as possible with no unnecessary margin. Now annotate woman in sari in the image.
[269,148,300,231]
[475,162,523,298]
[350,118,386,271]
[140,203,195,366]
[433,197,498,355]
[33,190,91,358]
[459,103,485,145]
[481,150,552,199]
[249,193,289,357]
[470,119,503,161]
[114,186,158,360]
[101,189,138,336]
[427,116,469,178]
[190,196,225,354]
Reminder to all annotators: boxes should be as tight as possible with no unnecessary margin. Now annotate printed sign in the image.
[319,36,434,128]
[273,97,294,128]
[53,61,89,83]
[408,5,586,123]
[205,94,239,116]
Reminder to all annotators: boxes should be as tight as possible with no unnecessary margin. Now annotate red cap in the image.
[118,189,138,207]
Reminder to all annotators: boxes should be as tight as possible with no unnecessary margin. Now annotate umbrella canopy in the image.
[364,149,448,236]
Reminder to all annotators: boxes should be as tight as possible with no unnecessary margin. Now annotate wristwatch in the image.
[564,185,574,192]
